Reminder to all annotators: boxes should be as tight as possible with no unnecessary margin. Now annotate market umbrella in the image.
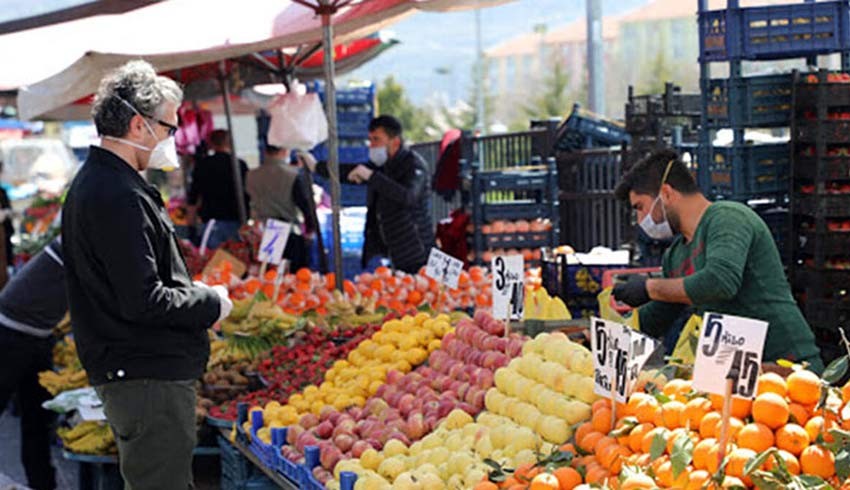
[5,0,514,286]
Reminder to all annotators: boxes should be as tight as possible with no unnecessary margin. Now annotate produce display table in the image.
[219,429,298,490]
[62,446,221,490]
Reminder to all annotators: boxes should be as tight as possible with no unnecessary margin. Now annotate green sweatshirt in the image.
[638,201,821,369]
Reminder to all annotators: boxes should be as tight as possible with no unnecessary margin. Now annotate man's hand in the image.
[195,281,233,324]
[613,275,651,308]
[347,165,373,184]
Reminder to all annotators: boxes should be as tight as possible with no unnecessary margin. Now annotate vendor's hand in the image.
[612,275,651,308]
[212,285,233,323]
[347,165,373,184]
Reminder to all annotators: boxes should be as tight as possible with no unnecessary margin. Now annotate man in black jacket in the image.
[346,115,435,273]
[62,61,232,490]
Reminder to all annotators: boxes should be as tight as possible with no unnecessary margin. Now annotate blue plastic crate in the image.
[218,436,254,483]
[311,143,370,164]
[709,143,790,199]
[274,448,303,484]
[299,446,358,490]
[337,110,373,138]
[313,174,368,207]
[308,81,376,105]
[555,104,630,151]
[706,74,793,127]
[700,1,850,62]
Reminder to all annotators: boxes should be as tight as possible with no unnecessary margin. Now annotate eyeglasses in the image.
[152,118,179,137]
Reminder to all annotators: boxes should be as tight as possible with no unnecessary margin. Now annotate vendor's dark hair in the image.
[614,149,699,202]
[369,115,403,138]
[209,129,230,148]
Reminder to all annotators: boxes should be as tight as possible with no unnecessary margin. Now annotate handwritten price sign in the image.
[257,219,291,265]
[492,255,524,319]
[692,313,768,399]
[591,317,661,403]
[425,248,464,289]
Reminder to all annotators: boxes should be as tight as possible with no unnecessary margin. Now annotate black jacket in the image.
[62,146,220,386]
[0,238,65,338]
[363,147,435,273]
[188,152,250,222]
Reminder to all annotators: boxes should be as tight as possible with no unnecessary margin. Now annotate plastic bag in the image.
[597,287,640,330]
[267,92,328,151]
[671,314,702,365]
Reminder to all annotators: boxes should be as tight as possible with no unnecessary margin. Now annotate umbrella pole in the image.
[321,7,344,291]
[218,61,248,225]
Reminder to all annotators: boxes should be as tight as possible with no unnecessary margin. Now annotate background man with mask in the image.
[62,60,232,490]
[612,149,822,371]
[310,115,434,273]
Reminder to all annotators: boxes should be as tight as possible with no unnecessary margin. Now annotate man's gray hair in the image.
[92,60,183,138]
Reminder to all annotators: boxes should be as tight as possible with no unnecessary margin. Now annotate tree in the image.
[524,59,577,120]
[435,59,496,133]
[376,75,432,143]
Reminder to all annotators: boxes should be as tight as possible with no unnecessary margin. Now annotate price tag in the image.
[425,248,464,289]
[625,330,662,397]
[492,255,525,319]
[693,312,768,399]
[591,318,661,403]
[257,219,291,265]
[591,318,631,403]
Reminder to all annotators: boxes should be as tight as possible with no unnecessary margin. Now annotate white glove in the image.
[211,285,233,324]
[194,281,233,324]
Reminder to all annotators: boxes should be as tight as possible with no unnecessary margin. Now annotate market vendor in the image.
[612,149,823,371]
[305,115,435,273]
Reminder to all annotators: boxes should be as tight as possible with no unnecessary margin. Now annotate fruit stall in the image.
[40,251,850,490]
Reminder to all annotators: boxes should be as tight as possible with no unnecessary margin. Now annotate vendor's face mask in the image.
[369,146,388,167]
[103,97,180,171]
[638,159,675,240]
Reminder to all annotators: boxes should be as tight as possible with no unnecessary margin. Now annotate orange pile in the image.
[196,263,494,316]
[565,370,849,489]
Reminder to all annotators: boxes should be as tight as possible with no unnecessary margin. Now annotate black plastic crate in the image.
[484,231,553,249]
[795,193,850,216]
[795,75,850,108]
[706,74,793,128]
[477,168,553,192]
[797,268,850,288]
[794,155,850,181]
[799,231,850,255]
[481,202,556,222]
[795,120,850,144]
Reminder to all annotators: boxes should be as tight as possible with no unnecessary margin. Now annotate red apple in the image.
[299,413,320,430]
[320,445,343,471]
[286,425,304,446]
[351,440,371,458]
[333,434,355,453]
[314,420,334,439]
[404,413,428,440]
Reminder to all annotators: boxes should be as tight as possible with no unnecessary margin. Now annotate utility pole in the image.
[586,0,604,115]
[475,4,485,133]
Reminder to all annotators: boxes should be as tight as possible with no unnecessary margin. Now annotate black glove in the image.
[612,275,650,308]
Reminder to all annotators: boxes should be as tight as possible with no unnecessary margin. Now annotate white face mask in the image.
[369,146,388,167]
[103,97,180,172]
[639,195,674,240]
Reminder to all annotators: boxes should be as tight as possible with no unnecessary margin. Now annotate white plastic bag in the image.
[267,92,328,151]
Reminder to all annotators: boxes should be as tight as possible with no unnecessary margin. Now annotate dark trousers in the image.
[283,233,308,271]
[0,327,57,490]
[95,379,197,490]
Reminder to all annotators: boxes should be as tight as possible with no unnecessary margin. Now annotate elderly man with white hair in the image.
[61,60,232,490]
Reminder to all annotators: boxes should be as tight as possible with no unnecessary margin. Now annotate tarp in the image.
[5,0,512,120]
[32,35,398,121]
